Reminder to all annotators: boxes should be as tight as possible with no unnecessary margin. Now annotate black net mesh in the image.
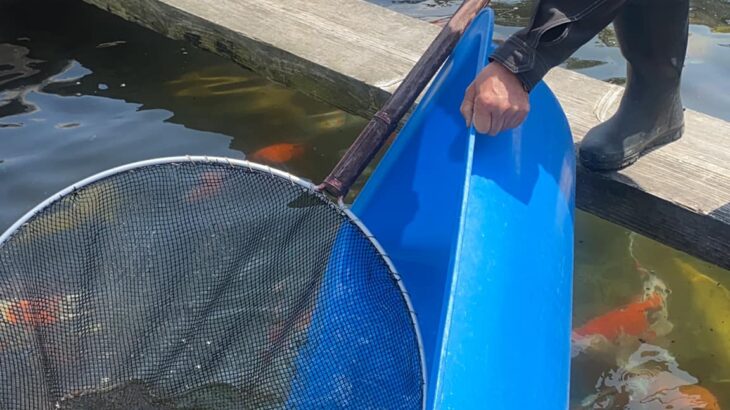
[0,159,423,409]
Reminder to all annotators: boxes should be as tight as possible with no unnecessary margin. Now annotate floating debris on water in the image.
[56,122,80,129]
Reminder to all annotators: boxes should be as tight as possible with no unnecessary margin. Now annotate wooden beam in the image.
[547,68,730,270]
[81,0,730,270]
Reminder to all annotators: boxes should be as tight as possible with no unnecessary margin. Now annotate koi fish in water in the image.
[576,343,721,410]
[308,111,347,131]
[572,269,673,358]
[249,143,305,165]
[0,294,79,327]
[185,170,227,203]
[573,292,663,341]
[673,385,722,410]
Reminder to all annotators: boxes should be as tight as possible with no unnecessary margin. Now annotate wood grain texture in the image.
[81,0,730,269]
[545,68,730,269]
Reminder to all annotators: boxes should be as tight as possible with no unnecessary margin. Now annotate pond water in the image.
[1,0,729,408]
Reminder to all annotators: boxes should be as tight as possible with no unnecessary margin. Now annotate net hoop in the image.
[0,155,427,408]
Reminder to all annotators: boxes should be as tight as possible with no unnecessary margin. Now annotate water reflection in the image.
[0,0,365,231]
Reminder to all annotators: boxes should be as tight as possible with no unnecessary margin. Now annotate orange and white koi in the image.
[673,385,722,410]
[573,292,665,342]
[572,268,673,358]
[576,344,721,410]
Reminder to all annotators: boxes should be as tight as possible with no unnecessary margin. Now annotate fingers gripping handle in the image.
[320,0,492,198]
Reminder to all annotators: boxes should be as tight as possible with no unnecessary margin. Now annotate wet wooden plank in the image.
[546,69,730,271]
[81,0,730,270]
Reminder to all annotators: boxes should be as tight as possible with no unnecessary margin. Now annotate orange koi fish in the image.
[185,170,226,203]
[0,294,78,326]
[673,385,722,410]
[572,264,673,357]
[249,143,305,164]
[573,292,664,342]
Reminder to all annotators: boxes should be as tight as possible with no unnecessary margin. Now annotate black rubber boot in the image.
[579,0,689,171]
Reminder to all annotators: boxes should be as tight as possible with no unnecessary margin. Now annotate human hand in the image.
[460,62,530,136]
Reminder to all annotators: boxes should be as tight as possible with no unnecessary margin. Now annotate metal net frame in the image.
[0,157,425,410]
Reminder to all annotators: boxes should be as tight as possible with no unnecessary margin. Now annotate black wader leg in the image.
[578,0,689,171]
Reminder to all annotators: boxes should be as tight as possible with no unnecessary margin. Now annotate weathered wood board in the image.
[548,68,730,271]
[81,0,730,270]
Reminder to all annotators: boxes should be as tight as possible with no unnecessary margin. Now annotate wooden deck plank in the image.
[81,0,730,269]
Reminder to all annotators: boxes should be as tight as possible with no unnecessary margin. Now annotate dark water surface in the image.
[1,0,729,408]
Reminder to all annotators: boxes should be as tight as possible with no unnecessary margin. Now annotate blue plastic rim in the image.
[353,8,576,409]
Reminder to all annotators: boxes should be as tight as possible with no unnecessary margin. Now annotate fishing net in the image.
[0,157,424,410]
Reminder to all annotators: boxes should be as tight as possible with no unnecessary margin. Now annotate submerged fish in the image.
[576,343,721,409]
[165,66,281,101]
[674,385,722,410]
[307,111,347,131]
[571,293,665,357]
[0,294,79,327]
[185,170,227,203]
[572,269,673,358]
[249,143,305,164]
[15,179,120,244]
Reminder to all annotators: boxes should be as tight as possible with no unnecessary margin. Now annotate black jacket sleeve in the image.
[489,0,627,91]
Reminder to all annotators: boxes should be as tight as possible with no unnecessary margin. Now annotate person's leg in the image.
[579,0,689,171]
